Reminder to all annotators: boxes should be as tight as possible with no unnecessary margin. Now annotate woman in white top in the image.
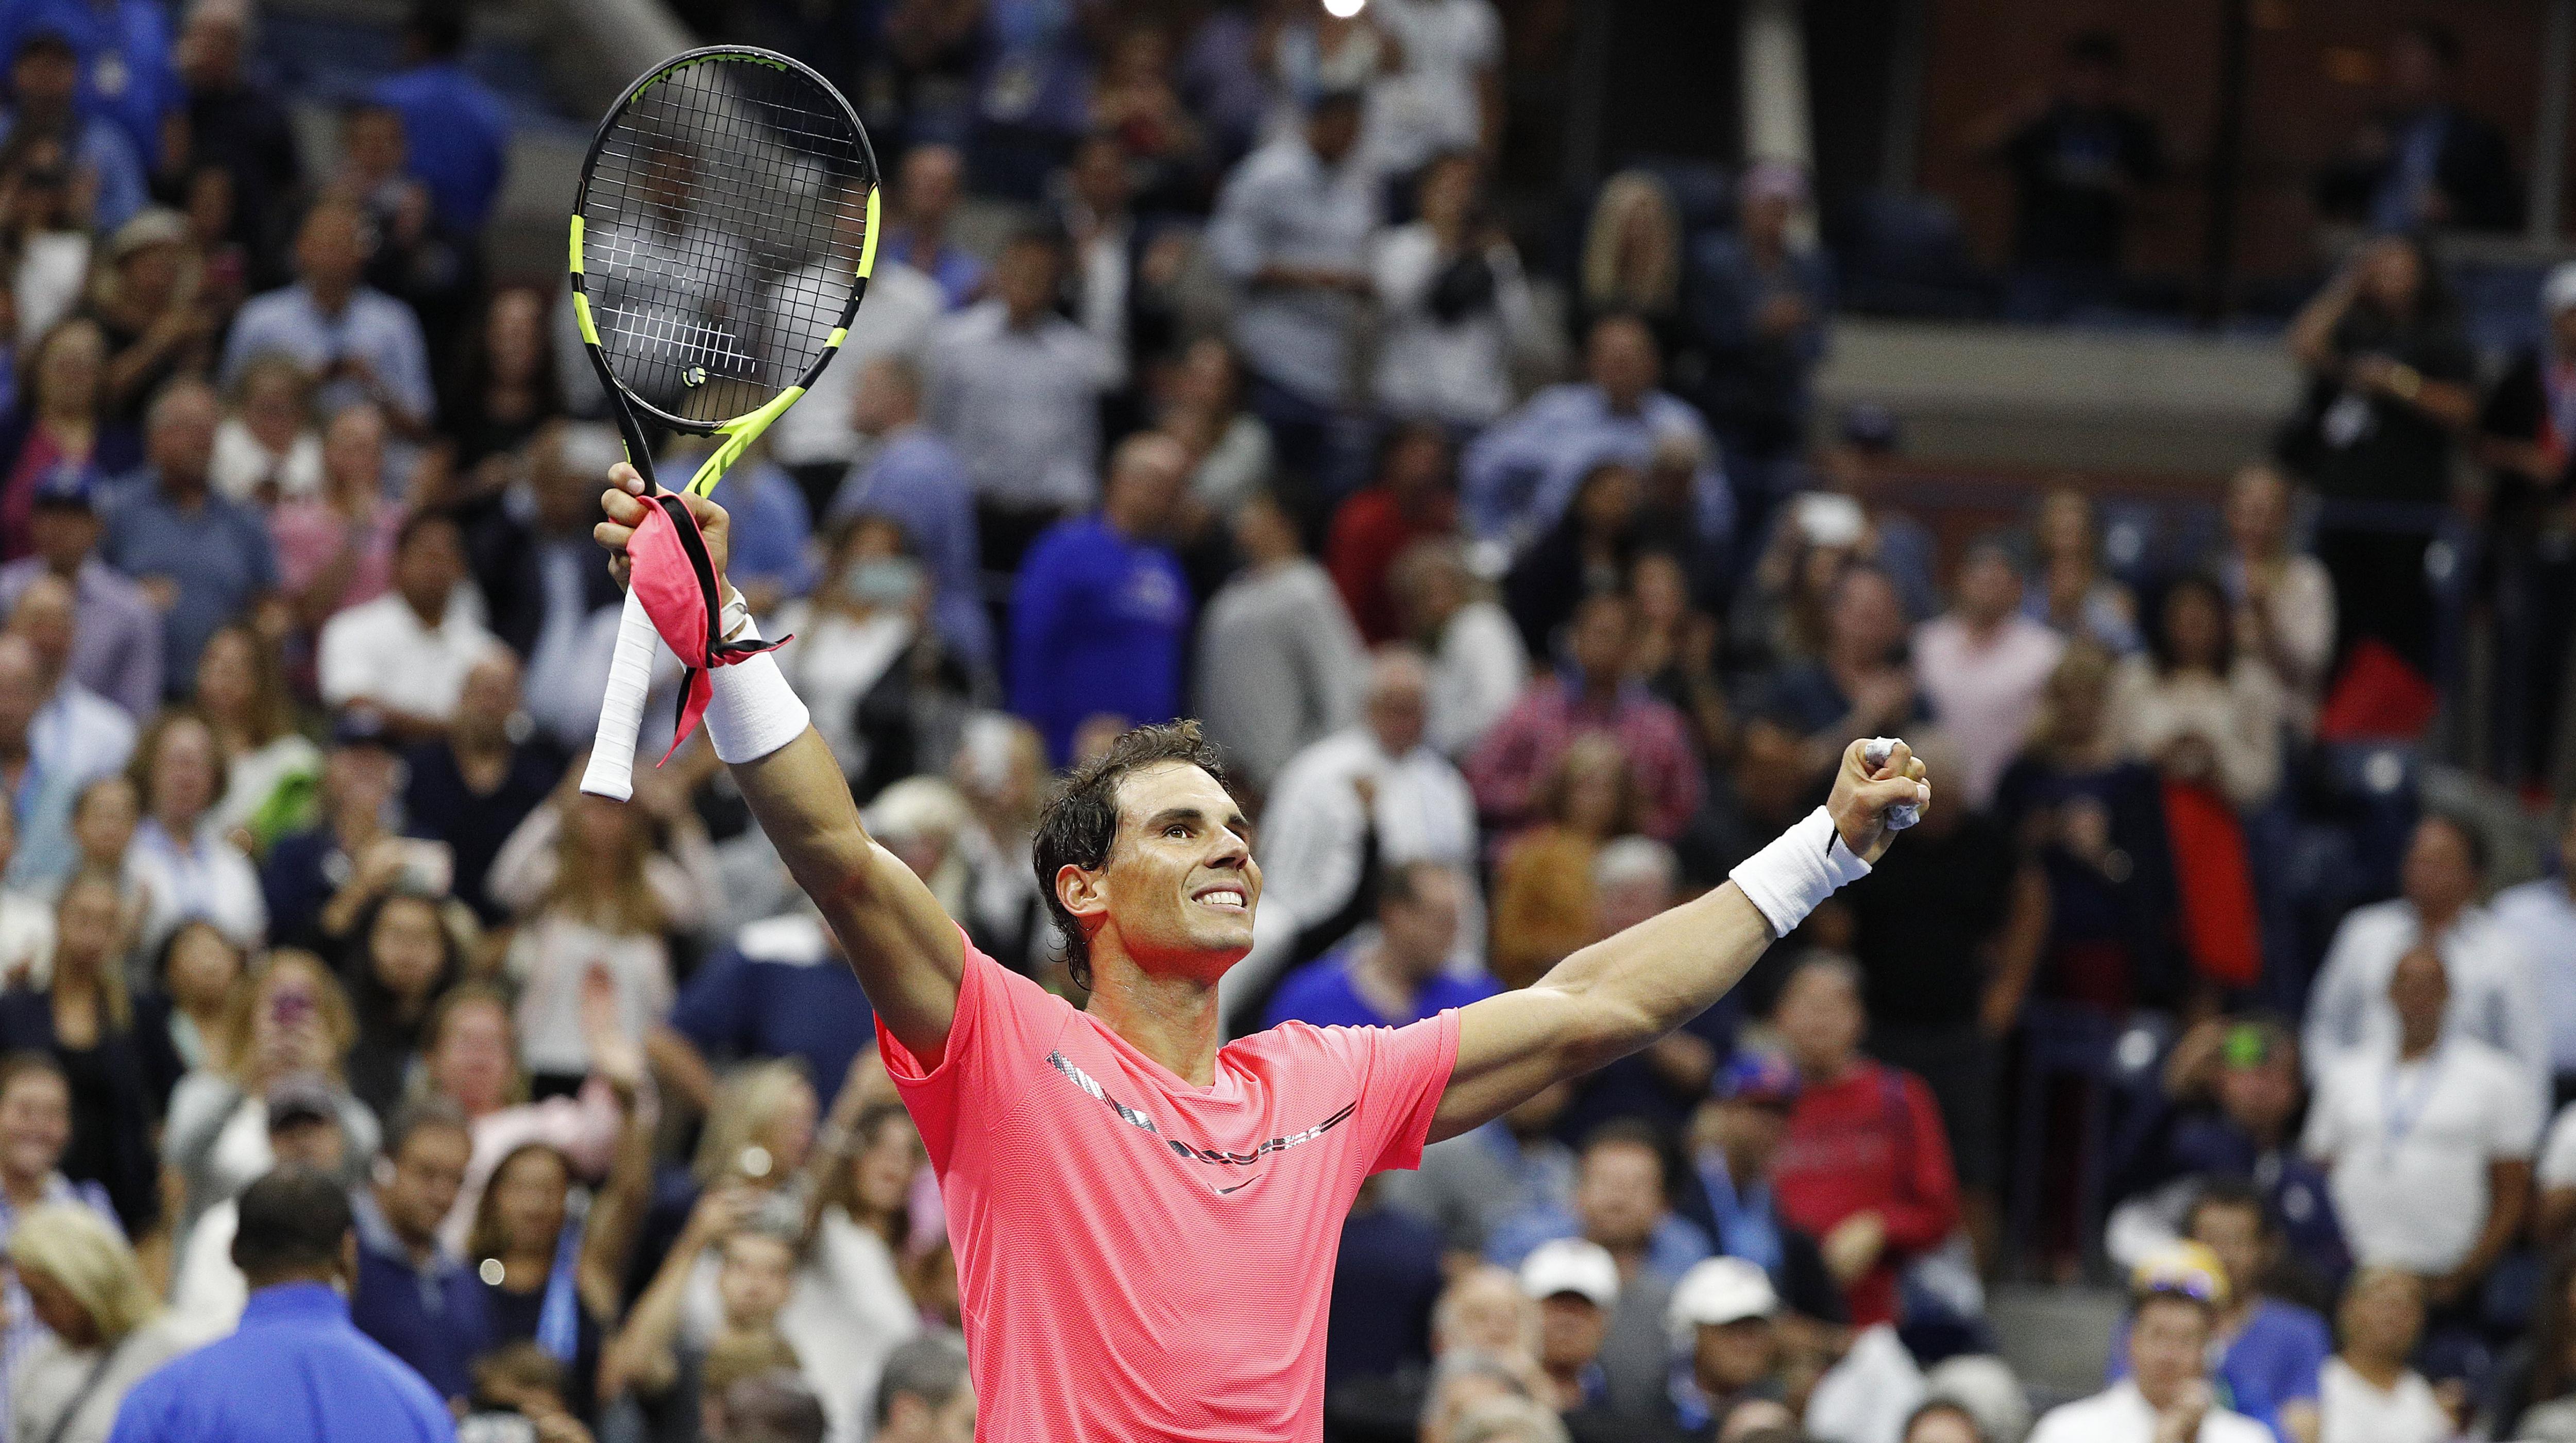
[2218,464,2336,729]
[772,515,976,791]
[6,1204,190,1443]
[121,712,266,954]
[196,626,320,853]
[1372,152,1536,431]
[2318,1267,2453,1443]
[2111,574,2287,809]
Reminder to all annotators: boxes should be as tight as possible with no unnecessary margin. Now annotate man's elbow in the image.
[1543,986,1662,1078]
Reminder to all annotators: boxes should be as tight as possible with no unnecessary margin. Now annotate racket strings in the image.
[581,56,872,424]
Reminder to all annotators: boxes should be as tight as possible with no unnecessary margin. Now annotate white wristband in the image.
[704,610,809,765]
[1729,806,1872,939]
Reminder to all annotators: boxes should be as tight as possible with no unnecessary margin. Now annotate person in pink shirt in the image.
[590,465,1935,1442]
[1912,538,2065,812]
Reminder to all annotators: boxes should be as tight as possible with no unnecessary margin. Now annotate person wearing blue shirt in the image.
[368,3,506,237]
[99,380,277,696]
[830,354,992,670]
[0,29,146,232]
[1265,861,1493,1030]
[883,146,988,310]
[221,199,437,433]
[1484,1119,1714,1283]
[109,1166,456,1443]
[0,0,175,174]
[653,909,876,1114]
[349,1103,489,1408]
[2107,1180,2332,1443]
[1008,433,1192,763]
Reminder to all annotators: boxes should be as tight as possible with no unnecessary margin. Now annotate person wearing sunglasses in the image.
[2030,1243,2272,1443]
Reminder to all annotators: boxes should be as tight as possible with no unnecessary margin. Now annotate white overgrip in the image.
[579,586,661,801]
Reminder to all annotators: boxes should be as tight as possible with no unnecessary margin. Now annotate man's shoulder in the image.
[2029,1386,2128,1439]
[2494,879,2573,927]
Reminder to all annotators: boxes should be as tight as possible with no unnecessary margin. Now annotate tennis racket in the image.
[569,45,880,800]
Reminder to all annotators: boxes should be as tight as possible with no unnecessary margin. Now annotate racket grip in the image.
[580,587,661,801]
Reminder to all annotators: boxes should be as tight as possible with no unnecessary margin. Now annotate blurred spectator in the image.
[2104,1181,2330,1443]
[1162,336,1276,526]
[1556,837,1731,1142]
[336,103,473,372]
[2500,1250,2576,1439]
[319,510,505,737]
[1629,549,1730,766]
[650,905,874,1120]
[467,1128,650,1427]
[165,1072,350,1340]
[0,640,80,889]
[966,0,1091,199]
[2303,946,2536,1297]
[418,984,622,1255]
[1502,459,1640,659]
[657,438,817,617]
[402,651,561,925]
[0,0,173,182]
[1267,861,1489,1029]
[2024,488,2140,655]
[6,574,134,788]
[488,780,715,1091]
[1391,537,1524,759]
[883,145,985,311]
[1657,1257,1788,1439]
[2280,236,2475,677]
[1469,591,1700,842]
[0,873,180,1231]
[341,894,463,1119]
[257,710,417,954]
[787,1098,928,1436]
[1463,316,1727,564]
[208,353,321,503]
[153,918,239,1077]
[1174,2,1268,163]
[827,354,992,668]
[2319,1267,2449,1443]
[1362,0,1501,172]
[368,0,506,236]
[1752,563,1922,782]
[350,1100,488,1407]
[123,709,263,950]
[86,209,214,437]
[441,285,562,476]
[272,402,403,626]
[1770,956,1961,1329]
[1690,161,1830,519]
[1054,133,1149,396]
[1970,30,2165,318]
[927,227,1117,558]
[0,29,146,234]
[1576,171,1682,348]
[602,1197,803,1427]
[1007,431,1192,763]
[870,1329,975,1443]
[2500,806,2576,1104]
[2,320,114,562]
[169,0,300,283]
[221,198,435,434]
[2304,813,2544,1101]
[160,952,375,1234]
[773,512,971,792]
[2316,21,2519,233]
[1325,1174,1447,1390]
[1901,1401,1988,1443]
[1838,731,2033,1230]
[0,809,47,984]
[1328,422,1459,646]
[1259,647,1481,958]
[1488,1120,1713,1283]
[1680,1052,1850,1327]
[0,1053,122,1440]
[1731,476,1930,673]
[1992,642,2181,1014]
[125,1167,457,1442]
[1206,86,1376,491]
[464,423,624,751]
[100,378,276,696]
[1517,1237,1619,1416]
[2113,573,2286,809]
[5,135,97,346]
[0,463,157,718]
[1913,539,2065,812]
[1195,489,1366,795]
[2027,1245,2270,1443]
[2214,464,2335,730]
[5,1202,185,1443]
[1488,735,1638,988]
[1372,150,1535,431]
[198,623,319,849]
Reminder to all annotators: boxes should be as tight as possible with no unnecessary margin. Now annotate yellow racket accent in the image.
[684,385,807,497]
[569,215,585,275]
[857,188,881,279]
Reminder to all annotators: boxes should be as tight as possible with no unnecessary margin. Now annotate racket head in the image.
[569,46,880,441]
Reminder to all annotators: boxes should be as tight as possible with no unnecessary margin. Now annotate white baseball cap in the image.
[1667,1257,1779,1343]
[1518,1238,1620,1308]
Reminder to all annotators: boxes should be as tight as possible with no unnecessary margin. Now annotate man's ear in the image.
[1057,862,1108,926]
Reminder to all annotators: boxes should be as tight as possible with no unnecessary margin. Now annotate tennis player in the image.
[594,462,1932,1441]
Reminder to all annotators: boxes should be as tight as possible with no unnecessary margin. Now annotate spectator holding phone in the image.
[261,708,421,955]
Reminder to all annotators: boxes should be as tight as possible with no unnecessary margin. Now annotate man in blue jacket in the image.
[1008,433,1192,763]
[110,1167,454,1442]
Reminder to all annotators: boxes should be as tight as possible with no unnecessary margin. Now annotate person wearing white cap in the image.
[2028,1243,2269,1443]
[1517,1238,1618,1417]
[1658,1256,1785,1438]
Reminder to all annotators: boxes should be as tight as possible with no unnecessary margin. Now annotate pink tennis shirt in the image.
[878,935,1462,1440]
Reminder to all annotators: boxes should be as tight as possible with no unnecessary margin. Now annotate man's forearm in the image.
[1534,881,1778,1062]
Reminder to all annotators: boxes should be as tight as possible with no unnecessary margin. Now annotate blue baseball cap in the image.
[29,462,96,511]
[1716,1051,1800,1109]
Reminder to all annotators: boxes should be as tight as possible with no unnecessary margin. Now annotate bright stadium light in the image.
[1323,0,1366,17]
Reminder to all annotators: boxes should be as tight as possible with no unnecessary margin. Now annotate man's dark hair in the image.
[871,1330,970,1428]
[720,1369,828,1443]
[231,1165,354,1282]
[2398,19,2462,71]
[1032,719,1233,990]
[384,1096,471,1161]
[1579,1118,1673,1200]
[2183,1175,2273,1240]
[2065,30,2124,70]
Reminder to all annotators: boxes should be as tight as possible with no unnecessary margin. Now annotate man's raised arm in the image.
[1428,739,1929,1142]
[595,464,964,1066]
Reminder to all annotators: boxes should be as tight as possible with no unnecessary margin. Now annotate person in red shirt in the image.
[590,468,1933,1443]
[1327,422,1460,644]
[1769,954,1962,1328]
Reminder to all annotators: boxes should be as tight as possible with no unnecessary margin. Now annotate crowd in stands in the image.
[0,1,2559,1441]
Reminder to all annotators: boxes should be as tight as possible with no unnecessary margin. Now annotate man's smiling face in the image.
[1078,761,1261,983]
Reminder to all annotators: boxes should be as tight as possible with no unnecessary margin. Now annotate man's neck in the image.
[1801,1054,1858,1087]
[374,1188,437,1266]
[2344,1351,2407,1389]
[2415,899,2464,934]
[403,590,446,630]
[160,473,210,509]
[43,553,80,582]
[308,280,354,315]
[2399,1032,2440,1062]
[0,1168,48,1207]
[1087,962,1224,1087]
[1957,611,2011,645]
